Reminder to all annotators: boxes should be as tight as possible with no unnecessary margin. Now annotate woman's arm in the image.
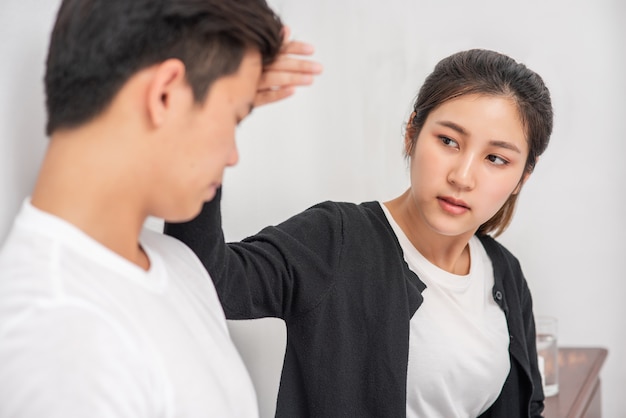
[164,188,343,320]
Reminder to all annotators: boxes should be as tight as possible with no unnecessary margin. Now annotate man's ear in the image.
[146,59,188,128]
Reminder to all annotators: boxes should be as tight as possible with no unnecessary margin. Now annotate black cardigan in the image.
[165,189,544,417]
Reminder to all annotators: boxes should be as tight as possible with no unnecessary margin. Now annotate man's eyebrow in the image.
[437,120,522,153]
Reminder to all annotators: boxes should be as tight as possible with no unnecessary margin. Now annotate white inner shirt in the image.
[380,203,510,418]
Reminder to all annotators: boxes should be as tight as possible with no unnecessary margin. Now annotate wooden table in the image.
[543,347,608,418]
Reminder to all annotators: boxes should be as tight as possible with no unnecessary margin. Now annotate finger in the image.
[254,87,296,107]
[280,40,315,56]
[265,57,323,74]
[258,71,315,91]
[281,25,291,45]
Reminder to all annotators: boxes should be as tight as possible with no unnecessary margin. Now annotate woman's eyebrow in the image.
[436,120,467,135]
[489,140,521,153]
[437,120,522,153]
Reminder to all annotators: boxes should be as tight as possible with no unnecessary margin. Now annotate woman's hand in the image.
[254,26,323,107]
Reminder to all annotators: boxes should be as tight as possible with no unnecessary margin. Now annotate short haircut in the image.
[44,0,283,135]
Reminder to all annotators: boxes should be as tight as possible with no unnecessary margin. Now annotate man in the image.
[0,0,320,416]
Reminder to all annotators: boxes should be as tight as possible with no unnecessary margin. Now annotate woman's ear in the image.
[404,112,418,156]
[146,59,188,128]
[512,169,531,195]
[512,157,539,195]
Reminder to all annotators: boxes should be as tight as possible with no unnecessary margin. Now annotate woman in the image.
[166,49,552,418]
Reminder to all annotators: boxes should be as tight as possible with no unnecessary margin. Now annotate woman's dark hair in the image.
[44,0,283,135]
[406,49,553,236]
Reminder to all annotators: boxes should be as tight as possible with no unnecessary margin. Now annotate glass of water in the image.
[535,316,559,397]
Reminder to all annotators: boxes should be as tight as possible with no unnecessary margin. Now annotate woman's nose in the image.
[447,155,476,190]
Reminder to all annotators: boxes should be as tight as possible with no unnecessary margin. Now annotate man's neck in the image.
[31,129,151,270]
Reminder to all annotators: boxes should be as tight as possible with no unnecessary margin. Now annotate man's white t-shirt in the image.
[0,201,258,418]
[380,203,510,418]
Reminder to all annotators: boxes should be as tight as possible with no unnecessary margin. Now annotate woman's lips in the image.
[437,196,470,215]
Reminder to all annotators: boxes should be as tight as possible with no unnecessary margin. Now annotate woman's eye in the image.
[487,155,509,166]
[439,136,458,148]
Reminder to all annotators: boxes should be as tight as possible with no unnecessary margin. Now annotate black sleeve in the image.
[164,188,343,320]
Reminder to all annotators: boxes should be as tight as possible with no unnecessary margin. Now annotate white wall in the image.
[1,1,624,417]
[0,1,59,241]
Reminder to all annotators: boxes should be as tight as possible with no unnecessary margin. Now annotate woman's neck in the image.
[383,190,474,275]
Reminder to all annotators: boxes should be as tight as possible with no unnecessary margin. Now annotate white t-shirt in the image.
[0,201,258,418]
[380,203,510,418]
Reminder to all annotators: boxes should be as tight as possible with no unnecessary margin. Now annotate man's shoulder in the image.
[140,227,209,281]
[0,220,57,309]
[141,226,199,261]
[0,299,155,416]
[141,226,190,248]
